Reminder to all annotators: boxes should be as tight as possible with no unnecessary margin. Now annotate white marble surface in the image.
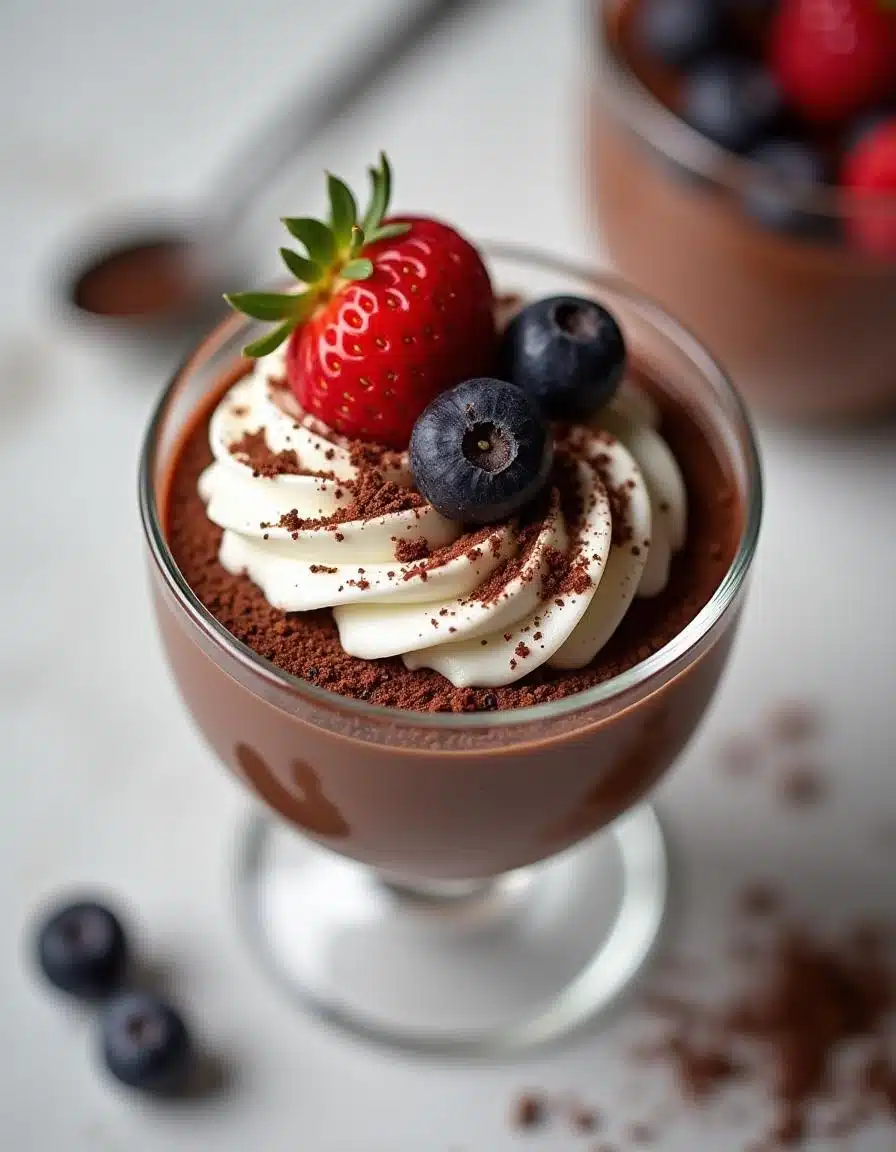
[1,1,894,1148]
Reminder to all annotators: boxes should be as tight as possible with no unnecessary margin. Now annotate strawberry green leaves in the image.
[278,248,321,284]
[224,289,317,357]
[327,173,358,250]
[361,154,411,245]
[224,291,301,321]
[243,322,295,358]
[226,151,411,358]
[366,221,411,243]
[361,154,391,236]
[282,217,336,267]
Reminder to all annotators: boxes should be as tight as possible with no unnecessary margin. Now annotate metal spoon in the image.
[60,0,486,338]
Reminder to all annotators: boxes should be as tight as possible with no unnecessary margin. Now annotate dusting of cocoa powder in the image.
[273,466,425,536]
[394,536,430,563]
[162,365,742,712]
[230,429,303,477]
[349,467,424,519]
[468,497,557,607]
[596,458,634,547]
[640,917,896,1146]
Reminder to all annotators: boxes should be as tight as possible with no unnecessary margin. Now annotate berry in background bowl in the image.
[588,0,896,422]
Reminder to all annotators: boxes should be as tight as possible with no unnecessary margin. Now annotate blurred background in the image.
[2,1,894,1149]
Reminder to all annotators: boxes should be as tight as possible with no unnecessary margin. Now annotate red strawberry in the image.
[769,0,896,124]
[842,118,896,257]
[227,155,496,449]
[289,216,495,447]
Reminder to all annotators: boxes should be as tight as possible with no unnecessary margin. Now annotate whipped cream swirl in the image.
[198,344,687,688]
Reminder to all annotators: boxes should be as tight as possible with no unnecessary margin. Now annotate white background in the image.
[1,1,894,1148]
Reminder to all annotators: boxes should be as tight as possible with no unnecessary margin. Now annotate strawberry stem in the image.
[226,152,411,358]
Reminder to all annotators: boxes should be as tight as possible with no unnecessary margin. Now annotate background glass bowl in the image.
[587,0,896,424]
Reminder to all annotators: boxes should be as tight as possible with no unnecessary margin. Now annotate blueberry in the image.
[742,138,834,240]
[499,295,626,421]
[35,899,128,998]
[100,992,192,1093]
[409,378,552,525]
[634,0,721,68]
[682,56,783,153]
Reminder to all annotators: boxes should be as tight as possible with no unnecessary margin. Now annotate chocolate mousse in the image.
[589,0,896,421]
[142,154,759,885]
[164,358,740,712]
[160,154,744,713]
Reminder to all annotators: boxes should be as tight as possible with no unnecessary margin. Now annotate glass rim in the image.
[589,5,896,222]
[138,242,763,731]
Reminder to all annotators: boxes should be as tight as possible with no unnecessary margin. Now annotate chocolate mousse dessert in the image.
[589,0,896,420]
[162,155,742,715]
[143,153,760,894]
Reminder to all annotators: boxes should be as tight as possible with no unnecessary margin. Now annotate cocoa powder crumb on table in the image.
[569,1103,600,1133]
[740,883,781,917]
[636,913,896,1147]
[512,1092,546,1130]
[674,1037,743,1101]
[777,764,827,808]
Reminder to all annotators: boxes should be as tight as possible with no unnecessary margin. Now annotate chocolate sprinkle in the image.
[230,429,302,477]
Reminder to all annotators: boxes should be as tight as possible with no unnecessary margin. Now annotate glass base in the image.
[234,805,668,1056]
